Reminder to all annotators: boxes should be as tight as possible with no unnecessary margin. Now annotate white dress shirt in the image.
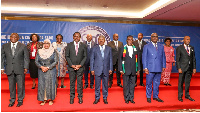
[127,45,133,58]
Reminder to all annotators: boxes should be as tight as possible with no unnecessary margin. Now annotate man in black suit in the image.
[83,34,97,89]
[118,35,140,104]
[133,33,147,87]
[65,32,87,104]
[108,33,123,88]
[1,33,29,107]
[176,36,196,102]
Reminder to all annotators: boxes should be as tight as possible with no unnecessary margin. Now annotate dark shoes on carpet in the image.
[153,97,164,102]
[78,98,83,104]
[103,99,108,104]
[117,84,123,88]
[8,102,15,107]
[185,96,195,101]
[16,102,23,107]
[147,98,151,103]
[93,99,100,104]
[70,99,74,104]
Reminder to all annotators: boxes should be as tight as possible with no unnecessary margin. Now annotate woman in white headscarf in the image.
[35,39,58,106]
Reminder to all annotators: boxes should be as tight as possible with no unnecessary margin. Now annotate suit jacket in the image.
[118,45,141,75]
[65,41,87,72]
[90,45,113,76]
[107,41,123,65]
[176,44,196,72]
[142,42,166,73]
[133,40,147,60]
[1,42,29,75]
[83,41,97,64]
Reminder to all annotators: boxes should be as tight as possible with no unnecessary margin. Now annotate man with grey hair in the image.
[108,33,123,88]
[90,35,113,104]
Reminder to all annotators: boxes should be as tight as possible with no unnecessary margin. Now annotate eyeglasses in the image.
[151,36,158,37]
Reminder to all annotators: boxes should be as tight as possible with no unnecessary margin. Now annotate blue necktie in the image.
[101,46,104,59]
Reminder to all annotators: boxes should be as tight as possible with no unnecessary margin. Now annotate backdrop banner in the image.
[1,20,200,72]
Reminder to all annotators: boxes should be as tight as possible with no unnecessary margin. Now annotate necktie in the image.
[139,41,142,50]
[186,46,190,55]
[76,43,78,55]
[12,43,15,56]
[155,43,158,50]
[115,41,118,51]
[87,42,91,52]
[101,46,104,59]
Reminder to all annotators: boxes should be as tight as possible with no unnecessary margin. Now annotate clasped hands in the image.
[40,66,49,72]
[91,70,112,76]
[71,65,81,70]
[1,69,28,74]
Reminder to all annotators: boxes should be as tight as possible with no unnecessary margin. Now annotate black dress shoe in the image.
[117,84,123,88]
[153,98,164,102]
[78,98,83,104]
[164,83,168,86]
[8,102,15,107]
[178,97,183,102]
[140,84,145,87]
[93,99,100,104]
[70,99,74,104]
[129,100,135,104]
[108,84,112,88]
[16,102,23,107]
[125,100,129,104]
[185,96,195,101]
[103,99,108,104]
[147,98,151,103]
[90,85,94,89]
[84,85,88,89]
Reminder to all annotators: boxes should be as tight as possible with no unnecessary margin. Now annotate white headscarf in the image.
[38,39,54,59]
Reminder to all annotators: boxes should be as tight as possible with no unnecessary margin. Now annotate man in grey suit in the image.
[83,34,97,89]
[65,32,87,104]
[90,35,113,104]
[176,36,196,102]
[1,33,29,107]
[133,33,147,87]
[108,33,123,88]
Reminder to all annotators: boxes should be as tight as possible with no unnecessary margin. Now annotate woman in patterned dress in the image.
[52,34,67,88]
[27,33,43,89]
[35,39,58,105]
[161,38,175,86]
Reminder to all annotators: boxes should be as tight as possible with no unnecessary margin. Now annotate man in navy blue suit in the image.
[90,35,113,104]
[142,33,166,103]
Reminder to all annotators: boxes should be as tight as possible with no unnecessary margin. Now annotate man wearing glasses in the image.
[142,33,166,103]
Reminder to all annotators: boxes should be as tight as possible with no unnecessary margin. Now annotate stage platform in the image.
[1,73,200,112]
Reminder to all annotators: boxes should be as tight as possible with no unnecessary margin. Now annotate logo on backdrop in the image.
[78,26,110,45]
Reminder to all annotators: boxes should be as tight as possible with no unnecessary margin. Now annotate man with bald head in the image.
[83,34,97,89]
[108,33,123,88]
[1,33,29,107]
[176,36,196,102]
[142,33,166,103]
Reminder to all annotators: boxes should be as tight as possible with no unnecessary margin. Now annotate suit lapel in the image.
[7,42,12,56]
[97,45,103,60]
[181,44,189,56]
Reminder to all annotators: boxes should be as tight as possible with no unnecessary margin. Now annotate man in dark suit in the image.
[133,33,147,87]
[90,35,113,104]
[176,36,196,102]
[142,33,166,103]
[118,35,140,104]
[83,34,97,89]
[108,33,123,88]
[65,32,87,104]
[1,33,29,107]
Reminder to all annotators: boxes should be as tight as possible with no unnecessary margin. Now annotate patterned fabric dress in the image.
[52,42,67,77]
[161,46,175,84]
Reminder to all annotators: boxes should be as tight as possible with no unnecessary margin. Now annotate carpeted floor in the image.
[1,73,200,112]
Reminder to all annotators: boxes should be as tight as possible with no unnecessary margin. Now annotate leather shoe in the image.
[125,100,129,104]
[8,102,15,107]
[103,99,108,104]
[93,99,100,104]
[78,98,83,104]
[178,97,183,102]
[16,102,23,107]
[129,100,135,104]
[108,84,112,88]
[70,99,74,104]
[117,84,123,88]
[153,98,164,102]
[90,85,94,89]
[167,83,171,86]
[164,83,168,86]
[147,98,151,103]
[140,84,145,87]
[84,85,88,89]
[134,84,137,87]
[185,96,195,101]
